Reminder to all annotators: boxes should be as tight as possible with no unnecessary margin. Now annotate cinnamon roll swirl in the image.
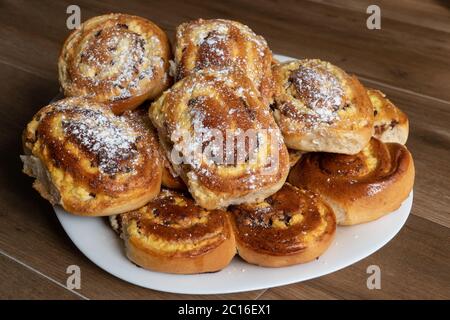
[149,70,290,210]
[59,13,172,114]
[289,138,415,225]
[175,19,274,104]
[368,89,409,144]
[21,98,162,216]
[118,189,236,274]
[230,183,336,267]
[272,59,373,154]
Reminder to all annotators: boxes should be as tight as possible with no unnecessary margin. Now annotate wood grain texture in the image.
[259,215,450,300]
[358,81,450,228]
[0,0,448,299]
[0,254,82,300]
[1,0,449,100]
[309,0,450,32]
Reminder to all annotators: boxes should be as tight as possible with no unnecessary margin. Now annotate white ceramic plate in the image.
[54,54,413,295]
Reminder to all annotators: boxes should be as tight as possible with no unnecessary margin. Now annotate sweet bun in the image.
[289,138,415,225]
[21,97,162,216]
[119,189,236,274]
[175,18,274,104]
[230,183,336,267]
[109,214,122,235]
[58,13,172,114]
[161,161,187,191]
[160,151,187,191]
[288,149,305,167]
[153,125,187,191]
[150,69,290,209]
[272,59,373,154]
[368,89,409,144]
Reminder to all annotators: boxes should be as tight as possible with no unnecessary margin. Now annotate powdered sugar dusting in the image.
[165,74,285,191]
[178,19,270,86]
[289,62,344,124]
[195,31,229,70]
[73,23,164,99]
[60,106,138,175]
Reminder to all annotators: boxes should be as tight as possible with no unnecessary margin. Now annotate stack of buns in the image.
[21,14,414,274]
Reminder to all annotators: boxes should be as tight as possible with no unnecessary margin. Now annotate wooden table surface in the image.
[1,0,449,300]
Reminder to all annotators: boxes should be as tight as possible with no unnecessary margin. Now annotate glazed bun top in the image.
[150,69,289,209]
[120,189,232,257]
[273,59,373,131]
[59,13,172,113]
[175,18,274,103]
[230,183,335,255]
[289,138,414,199]
[23,97,162,215]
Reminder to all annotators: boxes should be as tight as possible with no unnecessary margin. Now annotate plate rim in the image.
[53,54,414,295]
[55,192,413,294]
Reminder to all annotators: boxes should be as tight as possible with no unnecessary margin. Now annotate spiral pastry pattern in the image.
[59,13,172,114]
[175,19,274,104]
[150,70,290,210]
[22,98,162,216]
[118,189,236,274]
[272,59,373,154]
[289,138,415,225]
[230,183,336,267]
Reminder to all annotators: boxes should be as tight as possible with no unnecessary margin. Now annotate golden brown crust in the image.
[120,189,236,274]
[109,214,122,235]
[156,135,187,191]
[272,59,373,154]
[288,149,305,167]
[229,183,336,267]
[288,138,415,225]
[175,18,274,104]
[22,97,162,216]
[161,164,187,191]
[59,13,172,114]
[368,89,409,144]
[149,69,290,209]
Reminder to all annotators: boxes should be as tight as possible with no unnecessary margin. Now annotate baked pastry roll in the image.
[160,147,187,191]
[59,13,172,114]
[109,214,122,235]
[289,138,415,225]
[21,98,162,216]
[174,18,274,104]
[148,123,187,191]
[229,183,336,267]
[272,59,374,154]
[288,149,305,167]
[117,189,236,274]
[368,89,409,144]
[150,70,290,210]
